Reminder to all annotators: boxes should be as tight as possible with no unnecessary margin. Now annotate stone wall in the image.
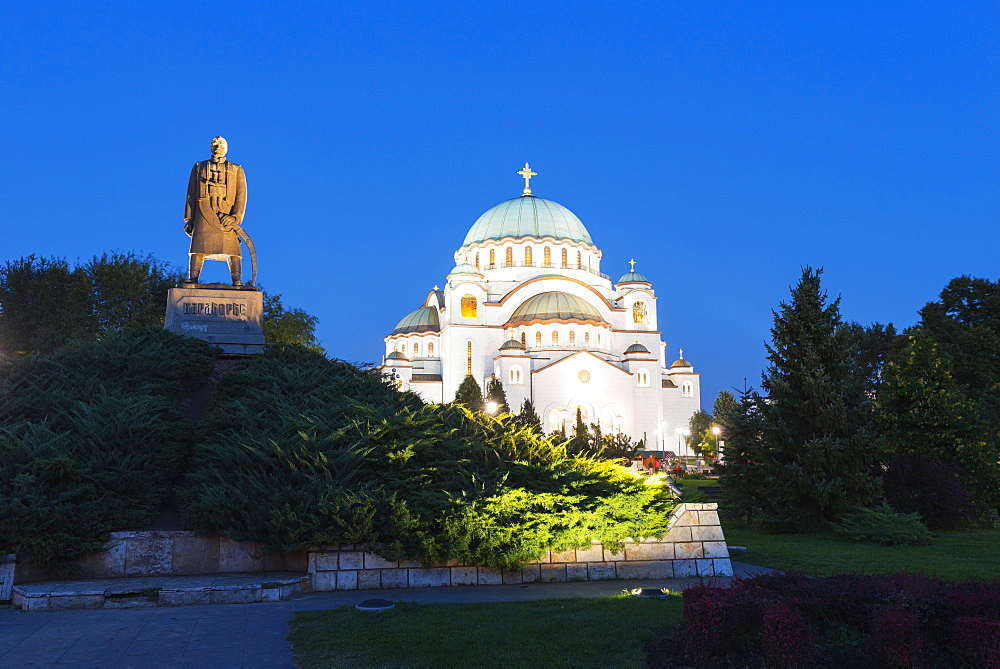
[306,503,731,591]
[9,503,730,594]
[1,554,15,601]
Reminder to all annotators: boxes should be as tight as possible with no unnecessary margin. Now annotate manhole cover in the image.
[356,598,395,611]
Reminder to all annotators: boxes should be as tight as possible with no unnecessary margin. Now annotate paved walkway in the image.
[0,562,773,668]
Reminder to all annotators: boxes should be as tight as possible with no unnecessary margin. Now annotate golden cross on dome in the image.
[628,259,636,271]
[517,162,537,196]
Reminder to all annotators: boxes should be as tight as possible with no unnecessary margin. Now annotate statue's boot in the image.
[230,257,243,287]
[186,254,204,284]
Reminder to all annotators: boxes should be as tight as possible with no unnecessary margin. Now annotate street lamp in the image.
[712,425,723,461]
[676,427,689,458]
[485,401,498,415]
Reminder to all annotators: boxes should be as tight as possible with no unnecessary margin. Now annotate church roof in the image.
[624,342,650,355]
[448,263,483,277]
[618,270,651,284]
[506,291,606,326]
[391,306,440,335]
[670,355,693,368]
[499,338,527,351]
[386,351,409,361]
[462,197,593,247]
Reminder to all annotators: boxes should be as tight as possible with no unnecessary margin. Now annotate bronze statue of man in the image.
[183,136,248,285]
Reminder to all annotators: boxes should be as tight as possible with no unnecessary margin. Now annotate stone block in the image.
[339,552,364,570]
[502,570,524,585]
[260,588,281,602]
[616,560,674,579]
[566,564,589,581]
[673,560,698,578]
[125,538,173,576]
[408,568,450,588]
[603,547,625,561]
[540,564,567,583]
[312,552,339,572]
[398,559,422,568]
[312,571,337,592]
[75,542,126,579]
[339,544,356,551]
[218,538,263,572]
[712,558,734,576]
[663,527,692,543]
[0,555,14,601]
[574,544,604,562]
[49,595,105,611]
[674,542,704,560]
[528,551,551,564]
[697,511,721,526]
[691,526,725,542]
[451,567,477,586]
[551,549,576,563]
[671,511,698,527]
[12,592,47,612]
[336,571,359,590]
[381,569,409,589]
[211,587,261,604]
[624,543,674,561]
[164,286,265,354]
[696,559,715,577]
[587,562,617,580]
[357,570,382,590]
[262,549,307,572]
[160,589,212,606]
[363,553,397,569]
[702,542,729,559]
[171,536,220,575]
[478,568,503,585]
[521,565,542,583]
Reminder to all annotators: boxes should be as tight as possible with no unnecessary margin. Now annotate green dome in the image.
[449,263,483,276]
[618,270,650,284]
[624,342,650,355]
[499,338,526,350]
[392,306,440,335]
[463,197,593,246]
[506,292,605,326]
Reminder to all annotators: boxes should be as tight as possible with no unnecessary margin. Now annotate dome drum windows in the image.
[543,247,552,267]
[509,365,523,385]
[524,246,533,266]
[505,247,513,267]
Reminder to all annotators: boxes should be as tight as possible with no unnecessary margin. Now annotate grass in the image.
[289,595,683,668]
[723,519,1000,580]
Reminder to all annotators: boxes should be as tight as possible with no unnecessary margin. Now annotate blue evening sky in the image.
[1,1,996,407]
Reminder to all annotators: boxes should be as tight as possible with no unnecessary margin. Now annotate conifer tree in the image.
[517,398,542,434]
[755,267,880,529]
[453,375,485,412]
[717,388,767,521]
[879,330,1000,517]
[485,377,508,414]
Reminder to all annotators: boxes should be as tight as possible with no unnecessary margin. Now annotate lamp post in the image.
[676,427,689,459]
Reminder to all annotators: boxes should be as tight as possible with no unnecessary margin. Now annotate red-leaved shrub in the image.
[873,608,924,667]
[953,616,1000,668]
[761,602,814,668]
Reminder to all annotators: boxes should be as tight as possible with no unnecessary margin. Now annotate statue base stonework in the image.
[164,285,265,354]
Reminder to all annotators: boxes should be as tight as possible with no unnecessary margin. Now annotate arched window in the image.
[520,332,526,346]
[633,301,648,324]
[561,248,568,268]
[509,365,523,385]
[474,252,480,269]
[535,331,542,346]
[682,381,694,398]
[543,247,551,266]
[584,332,590,346]
[489,249,495,267]
[428,341,435,357]
[461,294,477,317]
[577,250,582,268]
[551,331,559,345]
[548,410,563,434]
[569,331,576,345]
[413,341,420,357]
[505,247,513,266]
[637,370,649,387]
[524,246,532,265]
[467,341,473,375]
[597,333,602,347]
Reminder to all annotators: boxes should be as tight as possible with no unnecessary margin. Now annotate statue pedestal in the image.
[164,284,265,354]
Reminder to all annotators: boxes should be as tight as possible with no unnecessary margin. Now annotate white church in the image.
[381,165,701,451]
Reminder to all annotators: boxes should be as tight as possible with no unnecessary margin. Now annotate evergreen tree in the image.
[516,398,542,434]
[485,377,508,414]
[712,390,738,459]
[878,330,1000,517]
[755,267,880,530]
[453,375,485,412]
[566,407,591,455]
[0,256,94,353]
[717,387,767,521]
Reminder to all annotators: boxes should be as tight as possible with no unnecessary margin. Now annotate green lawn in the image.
[289,596,683,668]
[723,519,1000,580]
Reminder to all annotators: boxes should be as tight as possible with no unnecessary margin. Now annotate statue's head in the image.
[210,136,228,159]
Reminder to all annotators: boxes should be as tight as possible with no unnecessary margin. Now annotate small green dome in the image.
[624,342,650,355]
[670,353,692,368]
[463,197,593,246]
[618,270,650,284]
[506,292,606,326]
[499,338,526,350]
[386,351,408,361]
[449,263,483,277]
[392,307,440,335]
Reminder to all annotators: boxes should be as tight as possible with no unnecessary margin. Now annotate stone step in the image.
[12,572,309,612]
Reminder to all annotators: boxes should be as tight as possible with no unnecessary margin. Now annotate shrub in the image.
[761,602,814,668]
[181,345,676,568]
[873,608,924,668]
[883,454,979,530]
[952,616,1000,668]
[0,328,214,568]
[832,502,934,546]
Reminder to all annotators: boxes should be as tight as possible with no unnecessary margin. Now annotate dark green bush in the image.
[182,344,676,569]
[0,328,214,568]
[832,502,934,546]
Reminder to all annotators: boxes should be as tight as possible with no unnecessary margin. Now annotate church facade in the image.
[381,166,701,451]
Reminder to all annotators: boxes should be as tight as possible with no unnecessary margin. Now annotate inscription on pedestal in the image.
[165,286,265,354]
